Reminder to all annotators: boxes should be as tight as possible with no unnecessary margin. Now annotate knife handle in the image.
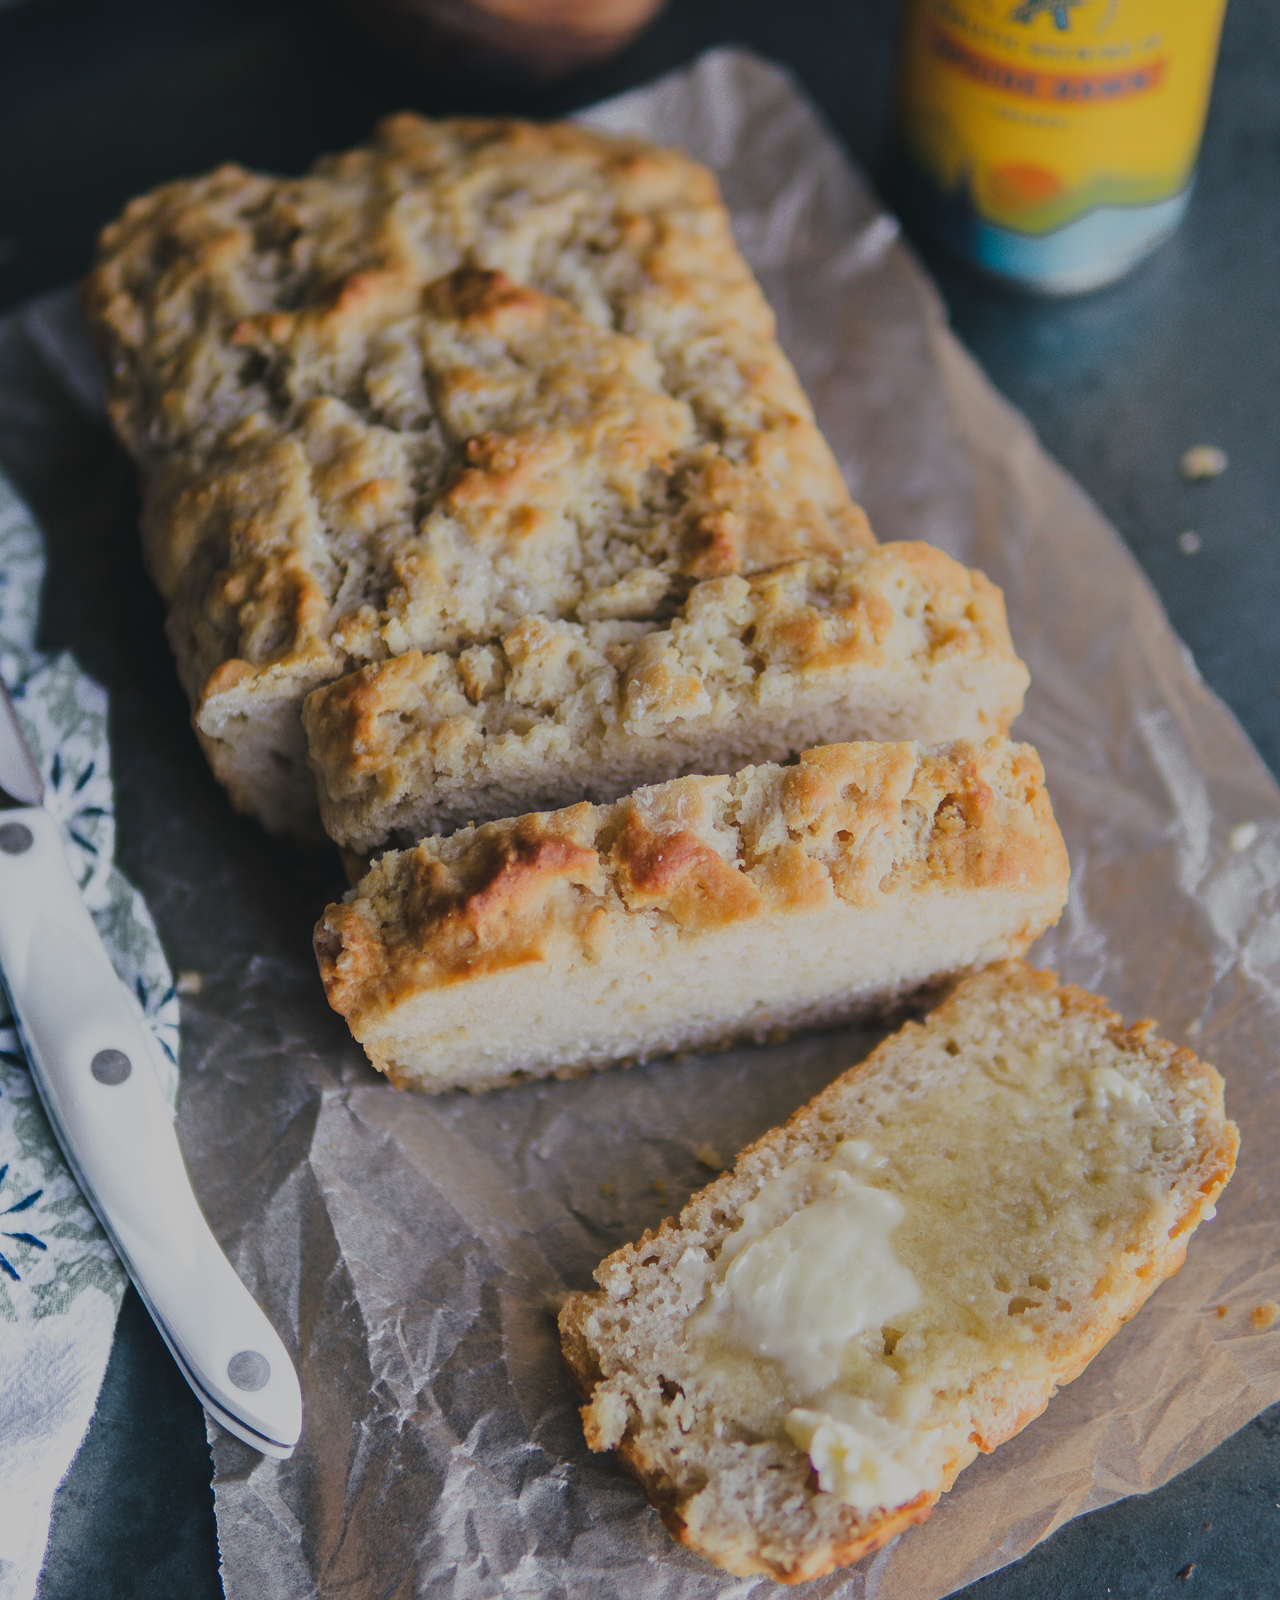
[0,807,302,1456]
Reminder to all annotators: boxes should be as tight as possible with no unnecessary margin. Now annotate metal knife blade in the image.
[0,680,302,1457]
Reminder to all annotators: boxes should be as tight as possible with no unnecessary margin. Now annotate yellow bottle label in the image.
[896,0,1228,236]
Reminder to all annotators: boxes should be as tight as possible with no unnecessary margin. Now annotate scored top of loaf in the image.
[83,116,873,728]
[558,962,1239,1582]
[315,736,1068,1034]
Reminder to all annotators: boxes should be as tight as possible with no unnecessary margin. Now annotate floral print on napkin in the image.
[0,466,180,1600]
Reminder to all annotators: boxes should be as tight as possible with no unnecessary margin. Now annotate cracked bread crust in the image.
[558,963,1239,1582]
[83,115,873,837]
[305,541,1031,851]
[313,737,1068,1090]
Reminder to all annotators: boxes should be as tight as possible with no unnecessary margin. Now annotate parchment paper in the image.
[6,47,1280,1600]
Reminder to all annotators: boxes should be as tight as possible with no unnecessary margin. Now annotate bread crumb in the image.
[175,970,202,995]
[1186,1017,1202,1039]
[1215,1304,1229,1318]
[1250,1301,1279,1330]
[600,1182,616,1198]
[1180,444,1228,480]
[1176,1562,1195,1580]
[696,1143,726,1172]
[1177,530,1202,555]
[1229,822,1258,853]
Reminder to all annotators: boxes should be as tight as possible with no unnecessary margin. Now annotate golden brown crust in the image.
[609,810,764,928]
[316,804,604,1018]
[304,540,1033,853]
[311,741,1067,1093]
[83,114,875,836]
[314,737,1067,1036]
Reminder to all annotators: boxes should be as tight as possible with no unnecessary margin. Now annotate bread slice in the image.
[304,542,1030,852]
[313,737,1068,1091]
[558,962,1239,1582]
[83,116,873,838]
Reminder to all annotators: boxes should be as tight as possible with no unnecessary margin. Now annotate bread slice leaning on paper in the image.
[313,736,1069,1092]
[558,962,1239,1582]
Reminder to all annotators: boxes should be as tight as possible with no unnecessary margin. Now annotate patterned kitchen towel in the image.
[0,470,180,1600]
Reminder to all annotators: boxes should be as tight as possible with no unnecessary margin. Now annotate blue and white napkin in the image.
[0,472,180,1600]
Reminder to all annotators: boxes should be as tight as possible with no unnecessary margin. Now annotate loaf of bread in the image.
[83,116,873,838]
[313,736,1068,1091]
[559,962,1239,1582]
[305,542,1029,851]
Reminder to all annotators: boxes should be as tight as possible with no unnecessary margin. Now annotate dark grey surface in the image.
[1,0,1276,1595]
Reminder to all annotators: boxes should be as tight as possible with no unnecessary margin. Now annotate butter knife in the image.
[0,681,302,1459]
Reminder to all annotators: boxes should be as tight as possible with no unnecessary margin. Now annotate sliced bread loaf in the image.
[83,116,873,837]
[313,737,1068,1091]
[559,962,1238,1582]
[305,543,1029,852]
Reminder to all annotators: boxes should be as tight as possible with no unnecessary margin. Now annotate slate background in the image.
[0,0,1276,1595]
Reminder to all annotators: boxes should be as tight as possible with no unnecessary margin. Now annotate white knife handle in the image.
[0,807,302,1455]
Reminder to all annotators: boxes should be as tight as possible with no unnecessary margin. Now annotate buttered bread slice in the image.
[559,963,1238,1582]
[313,737,1068,1091]
[305,543,1029,852]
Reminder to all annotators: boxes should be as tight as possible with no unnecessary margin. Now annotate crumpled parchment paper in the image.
[5,46,1280,1600]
